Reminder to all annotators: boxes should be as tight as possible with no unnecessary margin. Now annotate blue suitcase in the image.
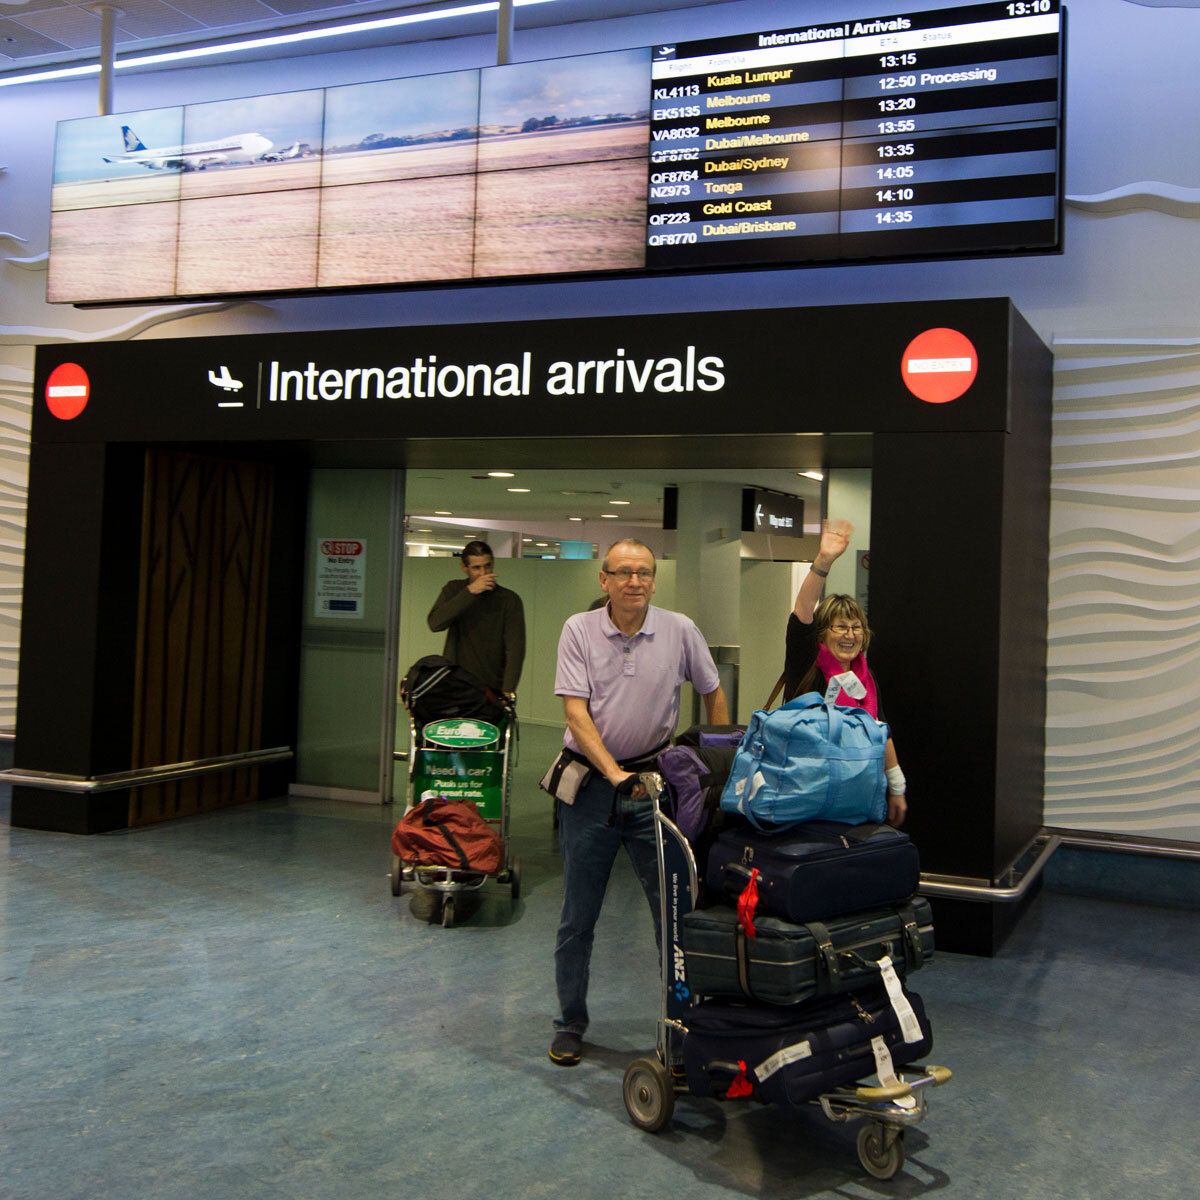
[683,984,933,1107]
[704,820,919,923]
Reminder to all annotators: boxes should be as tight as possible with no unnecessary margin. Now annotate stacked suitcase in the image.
[661,732,934,1108]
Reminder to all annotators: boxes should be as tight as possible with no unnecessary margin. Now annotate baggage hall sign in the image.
[31,299,1017,447]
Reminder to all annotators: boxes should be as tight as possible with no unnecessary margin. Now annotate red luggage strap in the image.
[735,867,760,938]
[725,1060,754,1099]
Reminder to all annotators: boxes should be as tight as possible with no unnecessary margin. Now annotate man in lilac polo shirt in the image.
[547,538,729,1067]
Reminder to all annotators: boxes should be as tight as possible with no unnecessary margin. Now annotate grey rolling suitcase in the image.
[682,897,933,1006]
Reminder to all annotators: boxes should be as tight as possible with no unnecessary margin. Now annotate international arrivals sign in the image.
[31,299,1017,445]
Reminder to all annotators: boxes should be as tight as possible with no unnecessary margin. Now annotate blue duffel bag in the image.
[720,692,888,829]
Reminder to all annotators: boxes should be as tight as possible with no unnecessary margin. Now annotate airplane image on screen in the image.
[102,125,274,171]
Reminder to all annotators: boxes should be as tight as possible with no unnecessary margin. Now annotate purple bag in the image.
[657,744,737,845]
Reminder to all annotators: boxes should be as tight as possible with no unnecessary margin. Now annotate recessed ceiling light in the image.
[568,516,583,522]
[416,528,432,533]
[435,510,453,515]
[522,538,533,543]
[507,487,531,493]
[487,471,516,478]
[610,499,631,505]
[536,542,549,547]
[601,513,619,519]
[798,471,824,481]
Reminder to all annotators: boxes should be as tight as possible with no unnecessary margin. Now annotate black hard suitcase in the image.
[683,984,933,1107]
[682,897,933,1006]
[704,820,920,923]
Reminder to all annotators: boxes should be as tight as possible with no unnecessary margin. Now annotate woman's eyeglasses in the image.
[829,623,864,637]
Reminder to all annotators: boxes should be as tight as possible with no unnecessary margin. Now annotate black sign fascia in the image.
[32,298,1015,446]
[742,488,805,536]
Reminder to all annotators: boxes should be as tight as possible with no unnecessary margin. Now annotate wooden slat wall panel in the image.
[130,450,274,826]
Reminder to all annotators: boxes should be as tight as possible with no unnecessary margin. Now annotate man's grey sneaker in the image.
[548,1030,583,1066]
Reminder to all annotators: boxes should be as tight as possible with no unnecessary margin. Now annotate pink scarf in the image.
[816,644,879,718]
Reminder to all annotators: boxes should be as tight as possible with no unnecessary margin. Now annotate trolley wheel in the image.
[623,1058,675,1133]
[857,1122,905,1180]
[509,856,522,901]
[441,895,456,928]
[390,855,406,896]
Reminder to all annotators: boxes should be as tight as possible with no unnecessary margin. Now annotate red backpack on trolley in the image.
[392,796,503,874]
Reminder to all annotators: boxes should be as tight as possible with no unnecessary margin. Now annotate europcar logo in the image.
[45,362,91,420]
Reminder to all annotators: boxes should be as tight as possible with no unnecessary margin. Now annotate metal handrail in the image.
[0,746,293,794]
[918,834,1061,903]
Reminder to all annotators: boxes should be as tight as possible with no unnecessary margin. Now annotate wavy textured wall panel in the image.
[1049,337,1200,841]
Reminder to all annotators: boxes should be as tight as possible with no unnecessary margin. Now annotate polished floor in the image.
[2,724,1197,1200]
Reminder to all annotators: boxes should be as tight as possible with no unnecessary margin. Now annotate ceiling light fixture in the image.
[434,510,453,515]
[0,1,562,88]
[487,471,516,478]
[568,516,583,522]
[609,499,631,505]
[798,471,825,481]
[600,513,619,519]
[507,487,531,493]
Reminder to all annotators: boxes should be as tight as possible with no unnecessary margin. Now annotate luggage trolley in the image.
[389,704,520,927]
[621,770,951,1181]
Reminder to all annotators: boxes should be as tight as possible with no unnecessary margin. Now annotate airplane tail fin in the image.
[121,125,147,152]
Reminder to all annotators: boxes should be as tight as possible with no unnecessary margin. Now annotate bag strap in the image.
[805,919,841,995]
[734,923,759,1001]
[897,902,925,970]
[763,673,786,710]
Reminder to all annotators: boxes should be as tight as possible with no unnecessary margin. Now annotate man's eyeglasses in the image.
[829,623,864,637]
[605,568,655,582]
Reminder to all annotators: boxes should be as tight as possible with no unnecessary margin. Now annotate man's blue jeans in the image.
[553,772,662,1035]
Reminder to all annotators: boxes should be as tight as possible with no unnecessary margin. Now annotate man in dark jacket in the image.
[427,540,525,697]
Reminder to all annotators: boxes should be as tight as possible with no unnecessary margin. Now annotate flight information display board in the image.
[47,1,1064,305]
[646,0,1063,267]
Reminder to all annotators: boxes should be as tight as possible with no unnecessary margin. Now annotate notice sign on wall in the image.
[314,538,366,619]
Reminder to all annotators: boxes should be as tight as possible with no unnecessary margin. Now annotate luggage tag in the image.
[754,1039,813,1084]
[870,1036,918,1110]
[825,671,866,704]
[876,955,924,1045]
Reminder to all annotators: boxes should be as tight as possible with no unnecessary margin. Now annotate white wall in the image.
[4,0,1200,839]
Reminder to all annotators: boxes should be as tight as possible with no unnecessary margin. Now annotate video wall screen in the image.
[47,1,1064,305]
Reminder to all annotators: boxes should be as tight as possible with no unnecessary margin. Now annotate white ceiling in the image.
[0,0,729,69]
[403,464,823,551]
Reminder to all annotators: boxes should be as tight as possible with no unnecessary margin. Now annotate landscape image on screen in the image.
[473,48,651,278]
[317,70,481,286]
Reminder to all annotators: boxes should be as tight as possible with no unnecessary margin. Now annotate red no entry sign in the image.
[901,328,978,404]
[45,362,91,420]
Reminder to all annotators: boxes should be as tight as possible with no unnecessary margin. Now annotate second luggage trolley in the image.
[389,705,520,928]
[622,771,951,1181]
